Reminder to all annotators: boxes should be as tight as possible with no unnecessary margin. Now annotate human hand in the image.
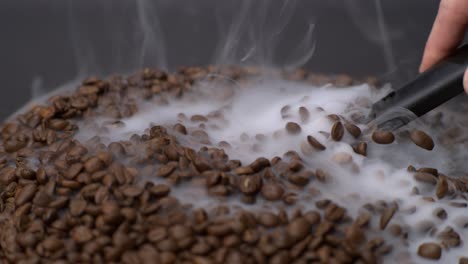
[420,0,468,93]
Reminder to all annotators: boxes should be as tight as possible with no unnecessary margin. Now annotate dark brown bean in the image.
[69,199,87,216]
[410,130,434,151]
[84,157,104,173]
[372,130,395,144]
[72,226,94,243]
[257,212,279,227]
[307,135,326,151]
[260,183,284,201]
[344,123,361,138]
[150,184,171,197]
[331,122,344,141]
[15,184,37,206]
[436,176,448,199]
[353,142,367,156]
[239,175,262,195]
[298,106,310,123]
[414,172,437,185]
[285,122,302,135]
[417,243,442,260]
[287,217,311,241]
[380,204,397,230]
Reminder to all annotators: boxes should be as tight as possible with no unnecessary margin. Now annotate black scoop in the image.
[367,43,468,131]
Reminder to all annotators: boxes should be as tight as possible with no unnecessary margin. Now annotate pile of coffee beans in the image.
[0,66,467,264]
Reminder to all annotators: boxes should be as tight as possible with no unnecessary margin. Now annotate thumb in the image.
[464,67,468,94]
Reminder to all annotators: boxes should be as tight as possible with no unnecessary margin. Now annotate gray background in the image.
[0,0,439,120]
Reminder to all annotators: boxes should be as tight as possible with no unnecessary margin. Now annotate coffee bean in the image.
[260,183,284,201]
[353,142,367,156]
[410,130,434,151]
[414,172,437,185]
[69,199,87,216]
[191,115,208,122]
[417,243,442,260]
[173,123,187,135]
[371,130,395,144]
[15,184,37,206]
[344,123,361,138]
[257,212,279,227]
[150,184,171,197]
[281,105,291,117]
[239,175,262,195]
[157,163,177,178]
[84,157,104,173]
[285,122,302,135]
[287,217,311,241]
[346,224,366,245]
[72,226,94,243]
[299,107,310,123]
[287,170,313,186]
[380,204,397,230]
[436,176,448,199]
[169,225,192,240]
[122,186,143,197]
[306,135,326,151]
[331,122,344,141]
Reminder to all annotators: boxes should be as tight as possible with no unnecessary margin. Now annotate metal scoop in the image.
[365,43,468,131]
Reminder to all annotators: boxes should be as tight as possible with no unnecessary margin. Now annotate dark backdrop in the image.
[0,0,439,120]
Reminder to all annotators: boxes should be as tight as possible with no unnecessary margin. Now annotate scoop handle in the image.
[371,43,468,118]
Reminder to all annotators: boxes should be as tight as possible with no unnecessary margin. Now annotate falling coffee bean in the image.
[285,122,302,135]
[353,142,367,156]
[344,123,361,138]
[298,107,310,123]
[417,243,442,260]
[372,130,395,144]
[410,130,434,151]
[380,204,397,230]
[331,122,344,141]
[307,135,326,151]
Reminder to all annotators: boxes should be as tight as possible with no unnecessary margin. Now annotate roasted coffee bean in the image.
[417,167,438,176]
[15,184,37,206]
[414,172,437,185]
[306,135,326,151]
[72,226,94,243]
[239,175,262,195]
[353,142,367,156]
[257,212,279,227]
[84,157,104,173]
[260,183,284,201]
[436,176,448,199]
[287,217,311,241]
[417,243,442,260]
[372,130,395,144]
[410,130,434,151]
[69,199,87,216]
[331,122,344,141]
[287,171,312,186]
[285,122,302,135]
[327,114,340,122]
[299,107,310,123]
[150,184,171,197]
[380,204,397,230]
[344,123,361,138]
[173,123,187,135]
